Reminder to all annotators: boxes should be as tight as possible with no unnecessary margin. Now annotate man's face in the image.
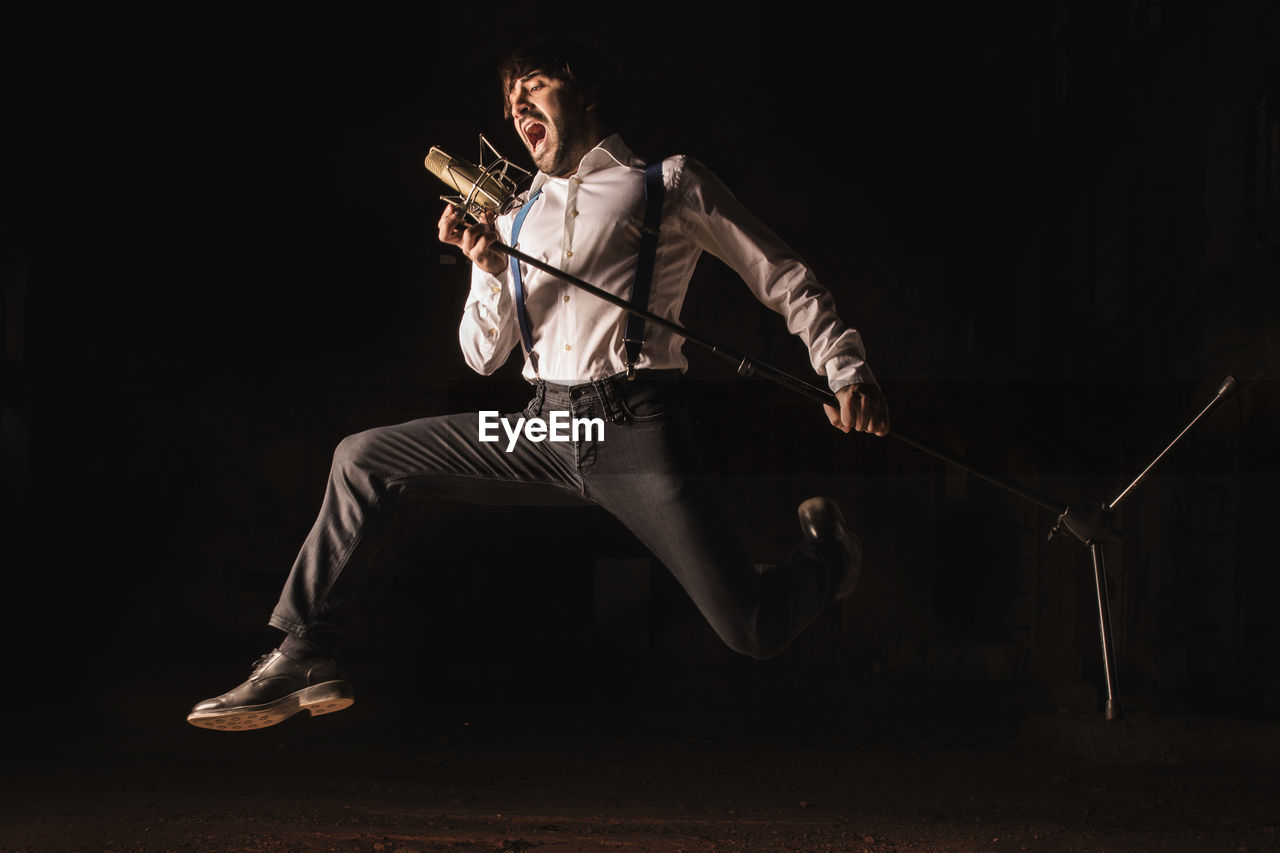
[508,71,595,178]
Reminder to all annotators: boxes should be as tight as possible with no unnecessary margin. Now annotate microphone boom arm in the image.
[493,238,1068,514]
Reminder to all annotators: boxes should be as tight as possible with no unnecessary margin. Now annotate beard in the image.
[525,110,594,178]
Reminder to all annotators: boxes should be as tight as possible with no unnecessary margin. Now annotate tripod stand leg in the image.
[1090,543,1124,720]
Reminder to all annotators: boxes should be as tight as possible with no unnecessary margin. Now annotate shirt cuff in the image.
[824,353,878,394]
[469,264,510,303]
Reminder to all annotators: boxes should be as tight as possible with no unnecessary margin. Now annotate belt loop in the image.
[590,376,628,424]
[533,378,547,418]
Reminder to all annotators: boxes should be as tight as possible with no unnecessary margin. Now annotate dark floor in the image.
[4,656,1280,853]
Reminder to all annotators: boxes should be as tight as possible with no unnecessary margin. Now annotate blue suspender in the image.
[624,161,666,377]
[507,160,665,378]
[508,187,542,370]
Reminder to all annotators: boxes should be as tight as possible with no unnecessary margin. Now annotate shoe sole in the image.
[186,681,354,732]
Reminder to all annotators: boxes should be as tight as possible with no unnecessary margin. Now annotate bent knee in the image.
[332,428,390,475]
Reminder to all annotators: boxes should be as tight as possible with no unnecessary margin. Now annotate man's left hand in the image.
[826,384,890,436]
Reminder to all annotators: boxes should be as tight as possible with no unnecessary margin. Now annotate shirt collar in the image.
[527,133,635,196]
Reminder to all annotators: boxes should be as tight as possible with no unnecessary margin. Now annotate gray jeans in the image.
[269,371,839,660]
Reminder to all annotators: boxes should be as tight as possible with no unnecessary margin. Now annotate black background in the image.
[4,1,1278,722]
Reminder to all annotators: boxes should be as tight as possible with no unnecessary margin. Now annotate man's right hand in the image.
[826,383,890,437]
[438,205,506,275]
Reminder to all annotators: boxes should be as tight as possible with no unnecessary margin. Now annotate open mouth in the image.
[524,121,547,153]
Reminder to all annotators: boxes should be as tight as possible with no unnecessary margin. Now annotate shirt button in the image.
[563,295,571,302]
[572,177,583,185]
[490,285,501,294]
[566,250,574,258]
[571,209,579,217]
[565,344,572,351]
[487,328,497,337]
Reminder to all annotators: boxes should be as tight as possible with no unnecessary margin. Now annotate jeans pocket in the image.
[617,383,684,423]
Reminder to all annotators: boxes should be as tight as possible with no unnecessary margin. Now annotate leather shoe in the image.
[187,649,353,731]
[798,496,863,602]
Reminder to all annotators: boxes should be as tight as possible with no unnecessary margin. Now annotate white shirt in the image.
[458,134,876,392]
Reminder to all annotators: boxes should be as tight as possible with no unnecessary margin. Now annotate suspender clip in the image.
[622,336,645,381]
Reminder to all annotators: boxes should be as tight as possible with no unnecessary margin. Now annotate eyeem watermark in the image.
[478,410,605,452]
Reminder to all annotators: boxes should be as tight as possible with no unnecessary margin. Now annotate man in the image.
[187,39,889,732]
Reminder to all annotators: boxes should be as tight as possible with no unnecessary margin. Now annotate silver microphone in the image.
[424,136,530,222]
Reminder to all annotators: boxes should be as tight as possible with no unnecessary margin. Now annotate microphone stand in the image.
[481,231,1239,723]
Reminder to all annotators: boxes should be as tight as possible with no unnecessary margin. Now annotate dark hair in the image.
[497,38,624,132]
